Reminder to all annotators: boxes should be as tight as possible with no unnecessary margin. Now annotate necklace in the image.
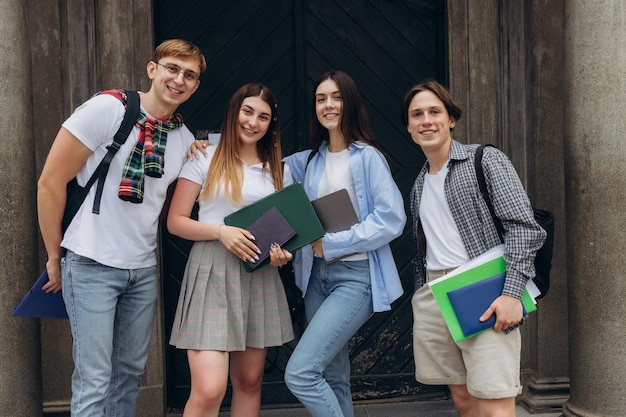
[238,155,261,166]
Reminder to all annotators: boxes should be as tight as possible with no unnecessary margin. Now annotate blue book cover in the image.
[12,270,69,319]
[429,246,537,341]
[447,272,526,338]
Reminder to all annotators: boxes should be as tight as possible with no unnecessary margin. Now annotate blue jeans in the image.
[285,258,373,417]
[62,250,157,417]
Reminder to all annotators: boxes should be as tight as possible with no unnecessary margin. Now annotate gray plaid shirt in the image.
[410,140,546,299]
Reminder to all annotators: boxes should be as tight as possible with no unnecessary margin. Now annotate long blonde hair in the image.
[200,83,284,203]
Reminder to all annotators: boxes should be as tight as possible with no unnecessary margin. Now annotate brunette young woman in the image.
[283,71,406,417]
[168,83,294,417]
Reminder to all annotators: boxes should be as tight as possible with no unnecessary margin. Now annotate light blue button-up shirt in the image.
[283,141,406,312]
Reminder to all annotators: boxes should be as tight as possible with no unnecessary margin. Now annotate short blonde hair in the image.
[153,39,206,73]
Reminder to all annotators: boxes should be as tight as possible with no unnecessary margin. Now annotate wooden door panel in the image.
[156,0,447,411]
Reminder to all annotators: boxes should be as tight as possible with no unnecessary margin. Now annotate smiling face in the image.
[237,96,272,147]
[147,55,201,113]
[315,79,343,134]
[406,90,456,155]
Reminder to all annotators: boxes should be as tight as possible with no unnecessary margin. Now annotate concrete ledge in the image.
[519,376,569,413]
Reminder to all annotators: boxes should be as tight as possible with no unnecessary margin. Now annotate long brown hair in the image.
[309,70,380,151]
[201,83,283,203]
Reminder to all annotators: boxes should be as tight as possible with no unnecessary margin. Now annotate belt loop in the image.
[426,267,459,282]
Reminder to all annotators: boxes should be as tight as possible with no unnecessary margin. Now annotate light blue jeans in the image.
[62,250,157,417]
[285,258,373,417]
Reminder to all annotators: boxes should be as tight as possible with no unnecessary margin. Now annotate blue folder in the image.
[12,270,69,319]
[447,272,526,337]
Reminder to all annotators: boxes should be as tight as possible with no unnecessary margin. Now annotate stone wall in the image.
[7,0,624,416]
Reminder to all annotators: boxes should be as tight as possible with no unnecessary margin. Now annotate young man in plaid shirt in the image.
[402,79,545,417]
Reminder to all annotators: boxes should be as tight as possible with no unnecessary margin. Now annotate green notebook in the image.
[428,250,537,342]
[224,183,325,271]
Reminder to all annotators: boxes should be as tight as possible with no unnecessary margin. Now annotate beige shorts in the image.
[411,283,522,399]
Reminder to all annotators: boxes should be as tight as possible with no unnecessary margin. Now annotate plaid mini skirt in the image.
[169,240,294,351]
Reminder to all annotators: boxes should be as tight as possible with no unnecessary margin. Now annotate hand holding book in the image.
[224,183,324,271]
[447,273,527,336]
[428,245,537,341]
[242,207,296,270]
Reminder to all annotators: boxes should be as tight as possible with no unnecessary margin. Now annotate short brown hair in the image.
[153,39,207,73]
[400,79,462,126]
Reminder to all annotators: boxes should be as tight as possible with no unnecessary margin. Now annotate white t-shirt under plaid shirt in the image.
[420,162,469,270]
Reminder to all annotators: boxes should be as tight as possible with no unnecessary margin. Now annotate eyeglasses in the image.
[154,62,199,82]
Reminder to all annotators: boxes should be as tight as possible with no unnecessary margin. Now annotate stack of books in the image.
[428,245,539,342]
[224,183,326,271]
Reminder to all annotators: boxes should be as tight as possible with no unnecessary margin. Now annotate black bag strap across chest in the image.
[88,90,140,214]
[474,144,506,240]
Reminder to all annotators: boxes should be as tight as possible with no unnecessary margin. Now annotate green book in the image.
[224,183,324,271]
[428,248,537,342]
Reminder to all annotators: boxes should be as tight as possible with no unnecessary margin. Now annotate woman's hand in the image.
[269,243,293,267]
[311,239,324,258]
[219,225,261,264]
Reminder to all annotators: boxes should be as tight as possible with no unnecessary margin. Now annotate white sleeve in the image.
[178,146,216,185]
[61,94,125,151]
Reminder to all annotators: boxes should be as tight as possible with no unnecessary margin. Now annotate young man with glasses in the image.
[37,39,206,416]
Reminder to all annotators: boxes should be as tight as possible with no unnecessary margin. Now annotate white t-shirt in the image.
[318,148,367,261]
[61,93,194,269]
[419,163,469,270]
[180,145,293,223]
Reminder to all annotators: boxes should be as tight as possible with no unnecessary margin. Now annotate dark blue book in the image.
[243,206,296,271]
[12,270,69,319]
[447,272,526,337]
[224,183,324,271]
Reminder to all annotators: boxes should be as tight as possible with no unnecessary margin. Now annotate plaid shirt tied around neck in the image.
[118,101,184,203]
[95,89,184,203]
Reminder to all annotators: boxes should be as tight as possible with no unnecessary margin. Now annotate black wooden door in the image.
[156,0,447,411]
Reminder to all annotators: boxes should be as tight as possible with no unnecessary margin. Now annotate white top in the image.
[180,145,293,223]
[318,148,367,261]
[419,162,469,270]
[61,93,194,269]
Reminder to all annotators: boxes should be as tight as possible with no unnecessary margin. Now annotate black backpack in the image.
[61,90,140,232]
[474,144,554,299]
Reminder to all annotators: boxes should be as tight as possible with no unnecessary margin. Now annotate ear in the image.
[449,117,456,129]
[147,61,157,80]
[191,79,200,94]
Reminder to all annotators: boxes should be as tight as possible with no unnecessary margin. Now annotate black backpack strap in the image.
[474,144,505,241]
[91,90,140,214]
[306,149,317,167]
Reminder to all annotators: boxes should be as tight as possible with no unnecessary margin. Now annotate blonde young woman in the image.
[168,84,294,417]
